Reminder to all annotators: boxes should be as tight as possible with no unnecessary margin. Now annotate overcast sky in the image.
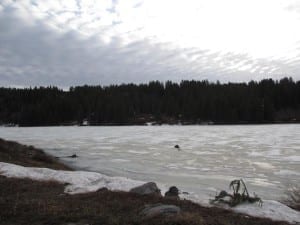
[1,0,300,87]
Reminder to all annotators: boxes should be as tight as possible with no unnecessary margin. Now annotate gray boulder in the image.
[130,182,161,196]
[141,203,181,218]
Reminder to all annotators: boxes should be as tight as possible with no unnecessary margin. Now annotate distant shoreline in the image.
[1,78,300,128]
[1,120,300,127]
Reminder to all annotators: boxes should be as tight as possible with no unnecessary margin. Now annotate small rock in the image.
[130,182,161,196]
[96,187,108,193]
[165,186,180,200]
[141,203,180,218]
[174,145,180,149]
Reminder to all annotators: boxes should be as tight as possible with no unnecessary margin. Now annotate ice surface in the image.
[0,162,299,223]
[0,125,299,202]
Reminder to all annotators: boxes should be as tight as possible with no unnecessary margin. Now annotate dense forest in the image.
[0,77,299,126]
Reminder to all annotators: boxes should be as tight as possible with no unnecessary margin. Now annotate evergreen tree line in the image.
[0,77,299,126]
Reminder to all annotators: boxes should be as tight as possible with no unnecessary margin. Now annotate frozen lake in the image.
[0,125,299,204]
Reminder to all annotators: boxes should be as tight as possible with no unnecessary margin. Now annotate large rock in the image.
[141,203,181,218]
[129,182,161,196]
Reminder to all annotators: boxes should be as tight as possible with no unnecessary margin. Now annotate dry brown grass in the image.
[284,186,300,211]
[0,176,292,225]
[0,138,72,170]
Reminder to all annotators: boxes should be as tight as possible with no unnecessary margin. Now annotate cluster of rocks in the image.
[129,182,182,218]
[129,182,180,199]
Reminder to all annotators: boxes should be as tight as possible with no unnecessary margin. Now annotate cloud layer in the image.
[0,0,300,87]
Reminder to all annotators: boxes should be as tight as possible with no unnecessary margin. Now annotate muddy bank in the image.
[0,138,72,170]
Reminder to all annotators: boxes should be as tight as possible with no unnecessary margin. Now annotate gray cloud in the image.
[0,0,299,88]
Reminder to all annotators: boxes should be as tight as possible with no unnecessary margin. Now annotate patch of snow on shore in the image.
[233,200,300,224]
[0,162,144,194]
[0,162,299,224]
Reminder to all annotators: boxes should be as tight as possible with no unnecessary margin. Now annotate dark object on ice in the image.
[57,154,78,159]
[165,186,180,199]
[130,182,161,196]
[210,179,263,207]
[140,203,180,218]
[174,145,180,150]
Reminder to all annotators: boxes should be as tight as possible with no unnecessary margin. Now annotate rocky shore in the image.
[0,138,296,225]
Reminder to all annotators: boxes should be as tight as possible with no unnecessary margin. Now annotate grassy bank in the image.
[0,138,293,225]
[0,138,71,170]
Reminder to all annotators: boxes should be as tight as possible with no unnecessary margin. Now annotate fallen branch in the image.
[210,179,263,207]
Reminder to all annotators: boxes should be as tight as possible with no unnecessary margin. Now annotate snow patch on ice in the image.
[183,166,198,170]
[253,162,275,169]
[128,150,149,154]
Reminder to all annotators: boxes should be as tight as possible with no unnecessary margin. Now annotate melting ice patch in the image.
[253,162,275,169]
[110,159,130,163]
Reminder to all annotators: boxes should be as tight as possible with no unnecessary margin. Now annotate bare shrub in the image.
[284,185,300,211]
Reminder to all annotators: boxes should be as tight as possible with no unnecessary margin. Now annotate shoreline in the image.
[1,121,300,127]
[0,138,72,170]
[0,138,299,225]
